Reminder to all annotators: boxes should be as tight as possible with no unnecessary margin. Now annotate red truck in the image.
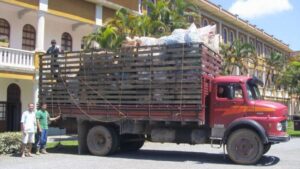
[39,43,289,165]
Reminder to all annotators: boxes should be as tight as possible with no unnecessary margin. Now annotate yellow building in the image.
[0,0,294,132]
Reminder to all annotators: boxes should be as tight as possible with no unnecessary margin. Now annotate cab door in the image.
[211,83,247,127]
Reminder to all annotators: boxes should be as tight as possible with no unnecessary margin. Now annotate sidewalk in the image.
[47,135,77,143]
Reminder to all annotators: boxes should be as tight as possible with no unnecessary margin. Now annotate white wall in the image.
[0,78,34,113]
[0,2,95,52]
[44,16,94,51]
[0,4,37,50]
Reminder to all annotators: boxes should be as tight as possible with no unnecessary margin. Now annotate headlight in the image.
[277,122,283,131]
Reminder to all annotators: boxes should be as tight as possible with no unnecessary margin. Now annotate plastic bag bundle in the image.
[123,23,220,52]
[185,23,202,43]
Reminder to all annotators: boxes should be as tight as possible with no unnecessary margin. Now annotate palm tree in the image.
[84,0,201,50]
[168,0,201,31]
[278,60,300,99]
[145,0,200,34]
[263,51,284,96]
[105,8,136,37]
[219,43,232,75]
[220,40,256,75]
[84,25,124,50]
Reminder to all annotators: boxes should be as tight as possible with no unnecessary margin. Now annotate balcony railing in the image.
[0,47,35,72]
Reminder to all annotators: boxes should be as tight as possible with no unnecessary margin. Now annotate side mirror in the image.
[228,85,234,100]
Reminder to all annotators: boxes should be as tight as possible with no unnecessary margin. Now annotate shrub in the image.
[0,132,22,155]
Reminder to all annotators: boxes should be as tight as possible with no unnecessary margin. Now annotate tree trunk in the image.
[263,71,270,98]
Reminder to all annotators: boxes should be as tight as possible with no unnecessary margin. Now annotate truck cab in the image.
[210,76,289,164]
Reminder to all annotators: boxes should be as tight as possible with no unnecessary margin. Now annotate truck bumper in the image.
[268,135,290,143]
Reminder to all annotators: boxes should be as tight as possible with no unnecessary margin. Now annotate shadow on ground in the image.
[46,145,280,166]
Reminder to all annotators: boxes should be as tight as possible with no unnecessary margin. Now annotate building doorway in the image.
[6,83,21,131]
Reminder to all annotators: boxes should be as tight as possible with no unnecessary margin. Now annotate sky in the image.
[209,0,300,51]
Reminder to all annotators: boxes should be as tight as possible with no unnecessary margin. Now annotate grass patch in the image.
[287,121,300,137]
[47,140,78,149]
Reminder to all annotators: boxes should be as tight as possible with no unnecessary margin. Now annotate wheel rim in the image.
[235,138,254,157]
[231,133,261,162]
[92,133,107,151]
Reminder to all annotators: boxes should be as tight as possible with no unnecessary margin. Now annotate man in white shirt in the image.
[20,103,36,157]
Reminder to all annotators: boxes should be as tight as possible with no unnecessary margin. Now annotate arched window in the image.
[203,19,208,27]
[187,16,194,23]
[256,42,262,56]
[61,32,72,52]
[223,28,228,43]
[229,31,235,44]
[22,24,36,51]
[239,34,246,43]
[0,18,10,46]
[240,36,244,43]
[249,38,255,46]
[81,36,87,50]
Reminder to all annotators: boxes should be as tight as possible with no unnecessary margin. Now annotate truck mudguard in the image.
[223,119,268,144]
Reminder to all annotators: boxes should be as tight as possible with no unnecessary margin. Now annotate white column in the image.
[236,29,240,75]
[262,43,266,85]
[36,11,45,52]
[36,0,48,52]
[95,4,103,26]
[219,21,223,41]
[247,34,250,43]
[34,0,48,108]
[138,0,143,14]
[34,10,45,109]
[33,72,39,110]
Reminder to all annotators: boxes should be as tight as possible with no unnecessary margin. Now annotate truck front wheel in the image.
[226,129,264,165]
[87,126,119,156]
[263,143,271,154]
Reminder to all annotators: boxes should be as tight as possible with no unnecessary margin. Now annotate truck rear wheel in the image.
[120,134,145,151]
[87,126,119,156]
[226,129,263,165]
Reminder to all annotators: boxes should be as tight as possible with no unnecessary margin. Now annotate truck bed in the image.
[39,43,221,123]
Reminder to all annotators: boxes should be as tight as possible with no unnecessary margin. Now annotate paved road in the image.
[1,138,299,169]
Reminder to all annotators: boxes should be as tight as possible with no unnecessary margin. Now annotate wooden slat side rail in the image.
[38,43,222,122]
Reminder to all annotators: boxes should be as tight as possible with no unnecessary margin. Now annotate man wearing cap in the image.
[47,40,60,78]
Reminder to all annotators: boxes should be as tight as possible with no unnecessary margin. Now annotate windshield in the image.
[246,81,261,100]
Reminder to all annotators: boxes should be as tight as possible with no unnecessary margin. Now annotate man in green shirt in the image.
[36,103,60,154]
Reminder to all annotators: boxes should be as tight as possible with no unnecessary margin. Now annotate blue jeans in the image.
[36,129,48,149]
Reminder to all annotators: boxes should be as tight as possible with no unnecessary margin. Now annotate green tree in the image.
[84,25,124,50]
[105,8,136,37]
[220,40,256,75]
[278,58,300,98]
[263,51,284,95]
[85,0,201,50]
[168,0,200,31]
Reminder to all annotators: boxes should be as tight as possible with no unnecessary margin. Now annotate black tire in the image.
[108,127,120,154]
[226,129,264,165]
[120,134,145,151]
[263,143,271,155]
[87,126,118,156]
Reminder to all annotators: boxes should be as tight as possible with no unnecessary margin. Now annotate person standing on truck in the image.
[47,40,60,78]
[20,103,36,158]
[36,103,61,154]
